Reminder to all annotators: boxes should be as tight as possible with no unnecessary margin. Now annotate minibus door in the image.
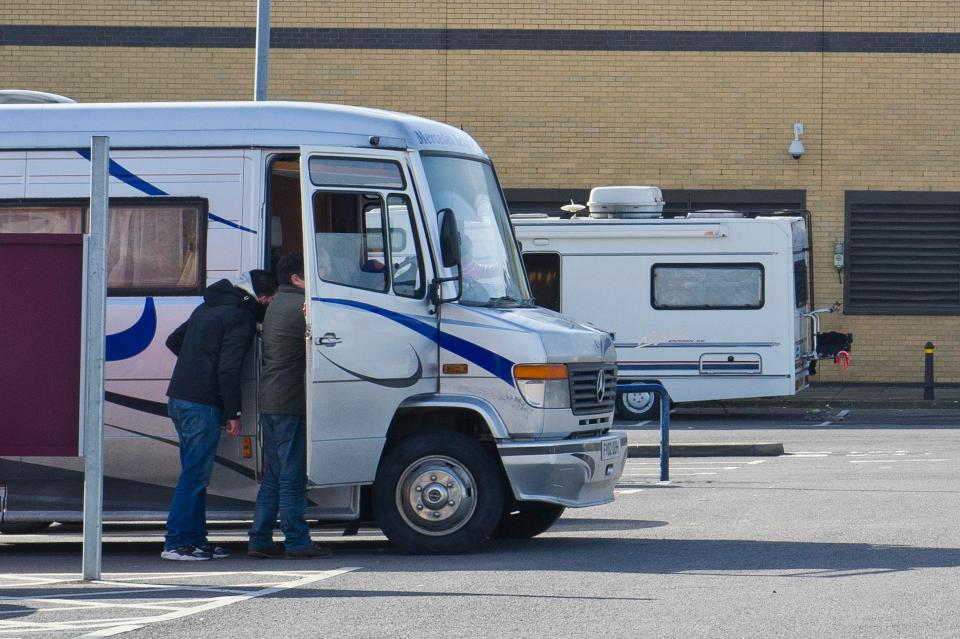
[299,148,436,487]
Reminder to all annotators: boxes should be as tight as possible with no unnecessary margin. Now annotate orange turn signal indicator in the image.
[513,364,568,380]
[242,436,253,459]
[442,363,469,375]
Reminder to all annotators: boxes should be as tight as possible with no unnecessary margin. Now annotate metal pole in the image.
[923,342,935,401]
[254,0,271,101]
[81,136,110,581]
[658,388,670,482]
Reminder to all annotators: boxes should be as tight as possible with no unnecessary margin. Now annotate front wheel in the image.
[492,502,565,539]
[373,431,505,554]
[616,388,664,421]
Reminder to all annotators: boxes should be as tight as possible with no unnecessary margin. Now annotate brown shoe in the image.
[247,544,284,559]
[285,544,333,559]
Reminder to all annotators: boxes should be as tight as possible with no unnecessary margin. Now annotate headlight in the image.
[514,364,570,409]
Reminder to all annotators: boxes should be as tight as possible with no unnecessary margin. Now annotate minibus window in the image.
[0,206,83,233]
[308,157,404,189]
[313,191,388,292]
[0,199,205,295]
[386,194,424,298]
[107,204,203,293]
[420,154,532,307]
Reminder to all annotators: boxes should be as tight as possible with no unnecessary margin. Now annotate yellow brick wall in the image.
[3,2,960,383]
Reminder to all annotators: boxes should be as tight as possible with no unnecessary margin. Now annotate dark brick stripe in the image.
[0,25,254,48]
[2,25,960,53]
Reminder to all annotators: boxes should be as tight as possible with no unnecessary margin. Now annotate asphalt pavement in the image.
[621,383,960,457]
[3,407,960,638]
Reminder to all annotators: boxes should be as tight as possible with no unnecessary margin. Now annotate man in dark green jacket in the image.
[248,251,332,559]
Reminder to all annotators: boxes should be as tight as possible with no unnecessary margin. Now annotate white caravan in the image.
[0,102,624,552]
[513,187,848,420]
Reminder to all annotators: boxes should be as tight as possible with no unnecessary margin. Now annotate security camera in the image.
[788,139,805,159]
[788,122,805,159]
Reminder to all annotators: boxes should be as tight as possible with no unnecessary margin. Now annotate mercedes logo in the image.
[596,369,606,403]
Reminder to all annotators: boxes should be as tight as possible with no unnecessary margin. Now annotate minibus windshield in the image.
[421,154,532,307]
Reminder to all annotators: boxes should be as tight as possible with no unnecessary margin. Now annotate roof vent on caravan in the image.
[587,186,664,218]
[0,90,77,104]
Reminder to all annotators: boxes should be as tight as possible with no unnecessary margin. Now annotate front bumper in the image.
[497,430,628,507]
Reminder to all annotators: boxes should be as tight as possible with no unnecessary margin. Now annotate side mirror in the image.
[438,208,461,268]
[430,208,462,308]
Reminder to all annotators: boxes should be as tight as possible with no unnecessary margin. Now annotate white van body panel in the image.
[0,102,625,537]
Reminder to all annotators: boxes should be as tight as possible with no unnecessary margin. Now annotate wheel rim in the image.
[395,455,478,536]
[623,391,655,414]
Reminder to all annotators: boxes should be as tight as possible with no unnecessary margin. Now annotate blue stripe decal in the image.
[314,297,516,385]
[76,149,169,196]
[75,150,257,234]
[105,297,157,361]
[208,212,257,234]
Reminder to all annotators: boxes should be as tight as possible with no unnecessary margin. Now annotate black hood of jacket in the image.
[165,278,261,418]
[204,278,264,321]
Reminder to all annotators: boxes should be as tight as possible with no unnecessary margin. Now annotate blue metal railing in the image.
[616,382,670,481]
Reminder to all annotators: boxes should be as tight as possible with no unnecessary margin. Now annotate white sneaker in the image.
[161,545,212,561]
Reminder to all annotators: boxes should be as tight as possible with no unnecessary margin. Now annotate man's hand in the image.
[225,418,242,436]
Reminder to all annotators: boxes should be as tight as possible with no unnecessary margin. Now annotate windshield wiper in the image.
[487,295,535,308]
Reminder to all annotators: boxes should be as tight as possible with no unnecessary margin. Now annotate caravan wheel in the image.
[616,389,662,421]
[373,431,504,554]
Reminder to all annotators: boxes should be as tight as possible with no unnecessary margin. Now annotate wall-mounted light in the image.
[788,122,805,160]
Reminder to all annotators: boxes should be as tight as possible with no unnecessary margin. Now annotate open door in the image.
[299,148,436,486]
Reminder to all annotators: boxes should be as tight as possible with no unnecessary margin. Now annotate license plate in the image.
[601,439,620,460]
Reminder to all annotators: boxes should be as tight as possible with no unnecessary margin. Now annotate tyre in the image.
[373,431,505,554]
[0,521,52,534]
[492,502,565,539]
[616,388,663,421]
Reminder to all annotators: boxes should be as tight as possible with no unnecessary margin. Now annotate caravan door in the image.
[299,148,436,486]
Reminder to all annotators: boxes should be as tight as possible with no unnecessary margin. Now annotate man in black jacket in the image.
[161,271,277,561]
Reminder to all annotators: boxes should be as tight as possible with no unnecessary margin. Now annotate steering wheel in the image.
[392,255,418,279]
[461,278,489,302]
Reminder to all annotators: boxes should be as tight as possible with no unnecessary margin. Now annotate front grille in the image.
[568,363,617,415]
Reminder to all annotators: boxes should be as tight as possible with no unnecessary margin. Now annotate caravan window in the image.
[652,263,764,310]
[794,259,809,308]
[0,199,205,295]
[522,252,561,312]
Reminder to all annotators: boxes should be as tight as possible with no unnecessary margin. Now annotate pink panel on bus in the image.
[0,233,83,456]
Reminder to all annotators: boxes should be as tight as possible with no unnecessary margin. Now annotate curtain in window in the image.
[107,206,199,290]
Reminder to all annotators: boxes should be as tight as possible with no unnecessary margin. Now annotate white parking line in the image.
[0,568,358,638]
[849,459,947,464]
[622,471,718,476]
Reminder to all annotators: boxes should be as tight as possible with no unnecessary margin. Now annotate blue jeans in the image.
[248,414,312,552]
[165,398,222,551]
